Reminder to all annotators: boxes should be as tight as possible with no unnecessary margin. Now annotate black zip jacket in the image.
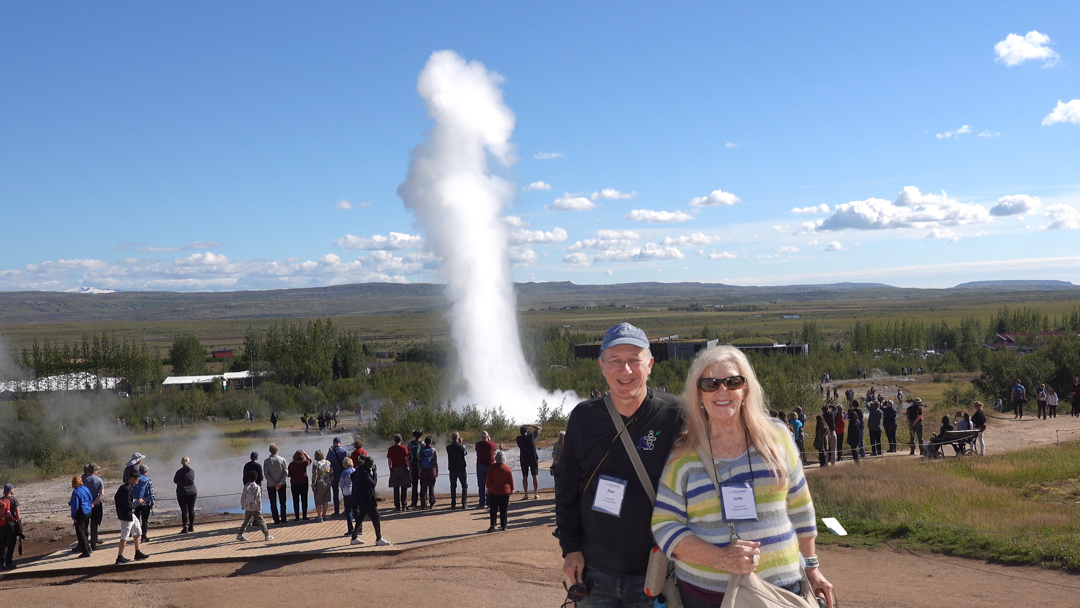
[114,484,135,521]
[555,389,683,577]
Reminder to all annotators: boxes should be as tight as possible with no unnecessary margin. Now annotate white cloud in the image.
[1042,100,1080,126]
[936,125,971,139]
[508,246,538,266]
[806,240,819,246]
[825,241,843,252]
[791,204,829,214]
[590,188,636,200]
[990,194,1041,216]
[1043,204,1080,230]
[977,131,1001,138]
[770,224,789,233]
[724,142,742,148]
[995,31,1060,67]
[796,220,824,234]
[708,251,736,260]
[688,189,741,207]
[662,233,720,246]
[510,227,568,244]
[336,199,354,210]
[504,215,529,227]
[562,243,685,266]
[114,241,224,253]
[548,193,596,211]
[777,246,800,254]
[523,181,552,191]
[333,232,424,250]
[534,152,563,160]
[626,209,695,223]
[562,252,592,266]
[597,229,641,239]
[925,228,959,242]
[816,186,990,232]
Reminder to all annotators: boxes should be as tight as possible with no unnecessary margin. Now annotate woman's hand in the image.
[805,568,835,608]
[713,539,762,574]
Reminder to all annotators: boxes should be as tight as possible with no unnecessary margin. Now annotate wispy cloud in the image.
[561,243,685,266]
[977,131,1001,138]
[509,227,568,244]
[777,246,800,254]
[626,209,694,223]
[522,181,552,191]
[504,215,529,227]
[333,232,424,250]
[662,233,720,246]
[995,30,1060,67]
[548,193,596,211]
[114,241,223,253]
[824,241,843,252]
[1043,204,1080,230]
[534,152,564,160]
[724,142,742,148]
[708,251,737,260]
[936,125,971,139]
[925,227,959,242]
[791,204,829,214]
[590,188,636,200]
[688,189,740,207]
[1042,100,1080,126]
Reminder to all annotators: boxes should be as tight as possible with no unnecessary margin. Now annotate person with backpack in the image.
[339,457,358,536]
[236,470,273,542]
[1036,384,1049,420]
[69,476,94,558]
[1012,379,1027,419]
[419,437,439,509]
[407,429,424,509]
[327,438,349,517]
[349,456,391,546]
[0,484,22,570]
[311,450,334,523]
[114,471,149,564]
[82,463,105,548]
[787,412,805,465]
[446,432,469,509]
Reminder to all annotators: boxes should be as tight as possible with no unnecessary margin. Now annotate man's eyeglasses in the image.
[697,375,747,392]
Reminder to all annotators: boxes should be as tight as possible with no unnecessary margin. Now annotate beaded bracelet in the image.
[804,556,820,569]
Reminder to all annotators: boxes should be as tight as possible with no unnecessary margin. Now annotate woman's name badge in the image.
[592,475,628,517]
[720,482,758,521]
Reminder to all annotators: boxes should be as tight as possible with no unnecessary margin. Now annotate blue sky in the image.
[1,2,1078,291]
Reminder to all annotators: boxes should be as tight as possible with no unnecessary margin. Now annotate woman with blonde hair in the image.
[652,346,835,607]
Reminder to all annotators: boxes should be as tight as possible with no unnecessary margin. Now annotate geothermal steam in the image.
[397,50,568,421]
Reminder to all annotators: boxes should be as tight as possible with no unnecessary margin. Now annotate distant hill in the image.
[0,280,1077,325]
[952,280,1077,291]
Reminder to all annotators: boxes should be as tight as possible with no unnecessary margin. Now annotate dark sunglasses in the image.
[562,578,593,606]
[698,375,747,392]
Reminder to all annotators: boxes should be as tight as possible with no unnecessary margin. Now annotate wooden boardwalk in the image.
[6,492,556,578]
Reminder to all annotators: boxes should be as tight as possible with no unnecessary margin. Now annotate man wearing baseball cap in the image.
[555,323,684,606]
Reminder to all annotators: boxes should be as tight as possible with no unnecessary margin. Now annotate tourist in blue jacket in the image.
[69,476,94,557]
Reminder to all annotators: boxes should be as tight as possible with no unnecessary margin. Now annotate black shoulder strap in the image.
[603,395,656,505]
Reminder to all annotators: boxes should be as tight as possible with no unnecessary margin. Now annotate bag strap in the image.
[603,395,656,505]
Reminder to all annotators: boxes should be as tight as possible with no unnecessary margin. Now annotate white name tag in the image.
[721,482,758,521]
[592,475,628,517]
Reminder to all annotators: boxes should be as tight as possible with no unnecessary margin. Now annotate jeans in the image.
[578,565,653,608]
[0,524,15,567]
[885,426,898,452]
[291,482,309,520]
[89,502,103,544]
[449,469,468,507]
[869,429,882,456]
[475,464,491,508]
[344,495,357,533]
[420,469,436,508]
[1038,401,1047,420]
[909,422,924,454]
[331,475,342,514]
[135,505,151,540]
[835,430,845,460]
[411,469,421,507]
[268,485,287,524]
[178,494,197,530]
[73,510,91,555]
[488,493,509,529]
[826,431,836,465]
[353,500,382,540]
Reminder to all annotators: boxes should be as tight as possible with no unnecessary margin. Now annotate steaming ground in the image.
[397,50,575,420]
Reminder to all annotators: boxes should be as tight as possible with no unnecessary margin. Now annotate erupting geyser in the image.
[397,50,573,422]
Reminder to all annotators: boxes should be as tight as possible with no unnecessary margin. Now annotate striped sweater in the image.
[651,426,817,593]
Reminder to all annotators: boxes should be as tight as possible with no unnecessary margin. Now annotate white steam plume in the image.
[397,50,572,421]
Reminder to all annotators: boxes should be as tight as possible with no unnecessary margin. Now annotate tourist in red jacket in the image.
[484,451,514,532]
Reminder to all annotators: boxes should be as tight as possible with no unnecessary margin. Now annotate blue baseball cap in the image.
[601,323,650,351]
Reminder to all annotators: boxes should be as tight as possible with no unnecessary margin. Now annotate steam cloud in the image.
[397,50,572,420]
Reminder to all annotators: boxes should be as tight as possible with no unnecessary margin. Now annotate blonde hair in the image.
[343,457,354,468]
[675,345,789,486]
[269,443,279,455]
[181,456,190,466]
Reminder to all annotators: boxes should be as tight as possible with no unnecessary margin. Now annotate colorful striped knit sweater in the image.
[651,426,817,593]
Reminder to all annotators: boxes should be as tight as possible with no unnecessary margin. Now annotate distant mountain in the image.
[952,280,1077,291]
[63,287,118,294]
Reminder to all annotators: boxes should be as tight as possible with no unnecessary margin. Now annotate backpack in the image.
[408,441,422,466]
[419,446,435,469]
[0,497,11,526]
